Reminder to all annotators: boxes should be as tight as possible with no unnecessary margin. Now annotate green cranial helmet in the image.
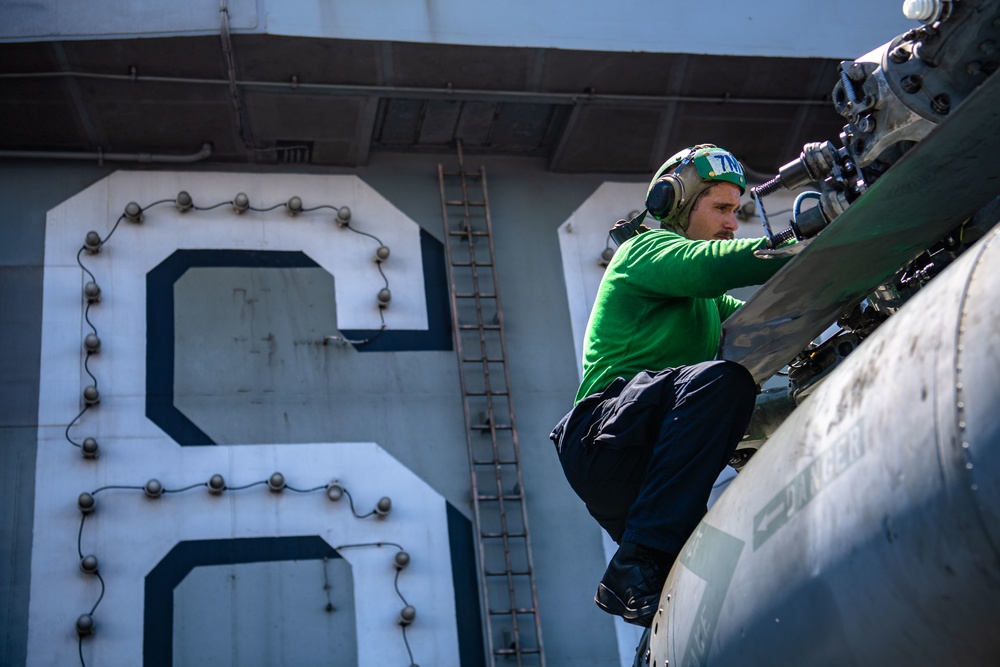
[645,144,747,233]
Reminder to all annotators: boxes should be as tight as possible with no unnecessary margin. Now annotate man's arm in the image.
[717,294,744,322]
[619,231,789,299]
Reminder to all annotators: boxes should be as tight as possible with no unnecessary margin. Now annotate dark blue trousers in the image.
[550,360,756,555]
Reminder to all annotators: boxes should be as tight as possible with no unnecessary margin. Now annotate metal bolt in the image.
[889,45,909,63]
[932,94,951,115]
[901,75,922,93]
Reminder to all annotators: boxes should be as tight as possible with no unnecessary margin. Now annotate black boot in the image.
[594,542,674,627]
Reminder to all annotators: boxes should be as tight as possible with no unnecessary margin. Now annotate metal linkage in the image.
[438,142,545,667]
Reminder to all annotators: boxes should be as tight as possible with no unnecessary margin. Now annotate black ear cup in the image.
[646,175,681,219]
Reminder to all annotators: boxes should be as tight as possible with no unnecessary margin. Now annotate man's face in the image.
[685,182,741,241]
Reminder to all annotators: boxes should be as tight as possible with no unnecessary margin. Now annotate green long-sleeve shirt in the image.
[575,229,789,404]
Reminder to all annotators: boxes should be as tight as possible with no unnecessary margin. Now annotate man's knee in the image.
[689,359,754,391]
[680,360,756,413]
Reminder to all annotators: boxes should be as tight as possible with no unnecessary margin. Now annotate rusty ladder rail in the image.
[438,142,546,667]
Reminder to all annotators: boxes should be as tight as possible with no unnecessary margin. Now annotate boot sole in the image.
[594,582,657,626]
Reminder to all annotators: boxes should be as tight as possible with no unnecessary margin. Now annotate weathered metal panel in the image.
[652,226,1000,666]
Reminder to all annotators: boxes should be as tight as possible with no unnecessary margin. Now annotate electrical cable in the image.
[72,477,415,667]
[341,487,376,519]
[192,201,231,211]
[68,191,410,666]
[65,407,88,448]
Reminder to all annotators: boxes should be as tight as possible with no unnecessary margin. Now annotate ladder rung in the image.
[488,607,538,616]
[485,569,532,576]
[440,154,545,663]
[448,230,490,237]
[481,532,527,540]
[441,170,483,179]
[495,646,542,654]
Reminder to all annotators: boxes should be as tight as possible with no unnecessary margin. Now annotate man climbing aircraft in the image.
[550,144,791,627]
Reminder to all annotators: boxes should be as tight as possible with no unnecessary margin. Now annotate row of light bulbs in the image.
[68,191,418,666]
[74,474,405,637]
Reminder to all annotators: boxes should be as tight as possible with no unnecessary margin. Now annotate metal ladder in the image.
[438,142,546,667]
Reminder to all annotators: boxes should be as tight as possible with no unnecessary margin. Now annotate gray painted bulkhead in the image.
[0,162,113,667]
[0,152,634,666]
[0,2,931,664]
